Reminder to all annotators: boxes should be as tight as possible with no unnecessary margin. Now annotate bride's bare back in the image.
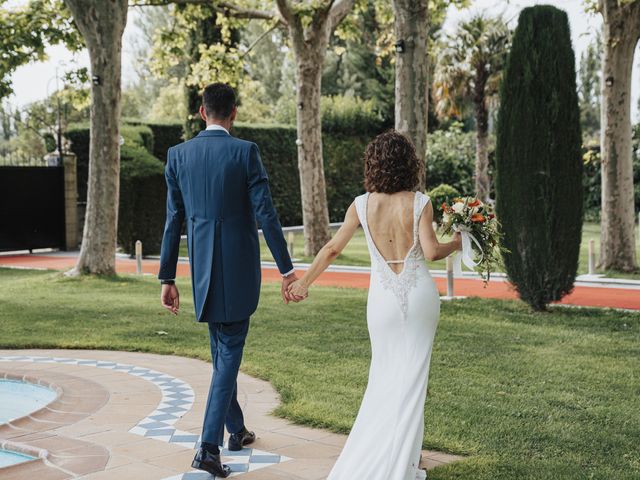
[366,191,417,273]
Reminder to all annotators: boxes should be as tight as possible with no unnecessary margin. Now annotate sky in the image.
[5,0,640,121]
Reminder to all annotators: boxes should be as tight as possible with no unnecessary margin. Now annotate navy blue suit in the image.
[158,128,293,445]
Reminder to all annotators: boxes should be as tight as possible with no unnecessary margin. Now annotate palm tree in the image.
[433,14,511,202]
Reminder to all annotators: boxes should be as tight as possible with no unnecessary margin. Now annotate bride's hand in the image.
[287,280,309,301]
[453,232,463,250]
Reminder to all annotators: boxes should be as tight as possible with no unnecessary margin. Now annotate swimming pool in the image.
[0,449,34,468]
[0,379,57,424]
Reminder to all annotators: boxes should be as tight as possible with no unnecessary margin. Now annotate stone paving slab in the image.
[0,349,463,479]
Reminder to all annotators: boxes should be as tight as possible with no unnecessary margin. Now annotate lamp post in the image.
[46,66,64,161]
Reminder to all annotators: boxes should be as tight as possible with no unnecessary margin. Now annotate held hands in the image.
[161,284,180,315]
[287,280,308,301]
[281,273,307,304]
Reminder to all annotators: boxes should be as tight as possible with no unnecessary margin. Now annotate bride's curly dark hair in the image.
[363,130,422,193]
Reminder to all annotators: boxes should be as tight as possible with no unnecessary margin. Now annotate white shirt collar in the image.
[205,124,229,134]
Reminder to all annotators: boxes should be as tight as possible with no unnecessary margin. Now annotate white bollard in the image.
[446,255,454,297]
[287,232,295,258]
[135,240,143,275]
[588,239,596,276]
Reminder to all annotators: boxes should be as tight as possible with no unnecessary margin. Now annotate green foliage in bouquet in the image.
[495,6,583,311]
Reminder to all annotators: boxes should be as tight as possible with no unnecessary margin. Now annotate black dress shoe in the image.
[228,428,256,451]
[191,448,231,478]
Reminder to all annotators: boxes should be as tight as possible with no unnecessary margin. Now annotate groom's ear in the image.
[199,105,207,122]
[230,105,237,122]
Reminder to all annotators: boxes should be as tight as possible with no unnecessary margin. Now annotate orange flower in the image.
[468,199,481,207]
[441,202,448,212]
[471,214,486,223]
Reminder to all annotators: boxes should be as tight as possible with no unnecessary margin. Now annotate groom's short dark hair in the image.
[203,83,236,119]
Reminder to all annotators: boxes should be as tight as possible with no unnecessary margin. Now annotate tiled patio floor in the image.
[0,350,463,479]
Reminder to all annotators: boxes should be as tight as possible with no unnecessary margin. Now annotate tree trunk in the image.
[296,56,332,256]
[392,0,429,190]
[598,0,640,272]
[64,0,128,276]
[474,68,491,202]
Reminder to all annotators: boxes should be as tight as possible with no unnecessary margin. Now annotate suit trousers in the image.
[201,319,250,446]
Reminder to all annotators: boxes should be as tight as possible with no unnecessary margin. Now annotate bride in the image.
[288,130,462,480]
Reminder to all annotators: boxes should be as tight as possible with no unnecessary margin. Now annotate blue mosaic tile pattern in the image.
[163,447,287,479]
[0,355,290,478]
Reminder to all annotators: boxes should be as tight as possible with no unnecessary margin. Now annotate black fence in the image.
[0,163,66,252]
[0,152,60,167]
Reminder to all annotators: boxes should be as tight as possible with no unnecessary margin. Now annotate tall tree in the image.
[276,0,356,255]
[180,5,241,138]
[0,0,81,99]
[495,6,583,311]
[433,14,510,202]
[391,0,428,190]
[63,0,128,276]
[578,34,602,141]
[596,0,640,272]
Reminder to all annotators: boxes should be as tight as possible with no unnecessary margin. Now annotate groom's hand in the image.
[282,273,304,304]
[161,284,180,315]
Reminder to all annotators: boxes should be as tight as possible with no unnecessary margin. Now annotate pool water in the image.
[0,379,57,424]
[0,449,34,468]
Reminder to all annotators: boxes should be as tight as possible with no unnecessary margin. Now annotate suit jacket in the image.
[158,129,294,323]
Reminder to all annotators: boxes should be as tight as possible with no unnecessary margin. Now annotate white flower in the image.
[452,202,465,214]
[442,213,451,224]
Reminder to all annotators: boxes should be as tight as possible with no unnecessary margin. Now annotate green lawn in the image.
[1,268,639,479]
[178,222,640,279]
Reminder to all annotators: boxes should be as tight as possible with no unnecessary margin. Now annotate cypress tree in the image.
[495,6,583,311]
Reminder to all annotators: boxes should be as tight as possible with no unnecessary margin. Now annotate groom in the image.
[158,83,300,477]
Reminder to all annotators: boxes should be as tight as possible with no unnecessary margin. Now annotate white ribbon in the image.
[452,224,484,277]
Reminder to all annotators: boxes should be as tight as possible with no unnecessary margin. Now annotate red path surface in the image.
[1,254,639,310]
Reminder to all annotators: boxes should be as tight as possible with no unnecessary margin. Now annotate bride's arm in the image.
[288,202,360,297]
[419,201,462,261]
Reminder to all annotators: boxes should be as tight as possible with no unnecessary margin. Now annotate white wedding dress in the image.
[328,191,440,480]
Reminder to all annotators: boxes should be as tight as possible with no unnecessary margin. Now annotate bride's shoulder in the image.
[354,192,369,204]
[416,190,431,203]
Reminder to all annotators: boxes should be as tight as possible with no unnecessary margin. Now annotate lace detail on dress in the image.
[356,192,431,320]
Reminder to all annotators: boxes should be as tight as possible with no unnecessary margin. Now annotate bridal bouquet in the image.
[439,197,504,283]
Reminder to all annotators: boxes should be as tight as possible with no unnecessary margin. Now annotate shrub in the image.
[425,124,476,194]
[582,143,640,221]
[495,6,583,311]
[582,146,602,221]
[274,95,386,135]
[320,96,385,135]
[118,144,166,256]
[427,184,461,223]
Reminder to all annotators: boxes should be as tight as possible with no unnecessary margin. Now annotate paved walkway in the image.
[0,350,461,479]
[1,252,639,310]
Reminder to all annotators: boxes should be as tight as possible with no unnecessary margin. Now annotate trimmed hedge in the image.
[124,118,183,163]
[231,123,370,226]
[65,124,155,202]
[121,120,372,225]
[118,144,166,256]
[64,120,374,253]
